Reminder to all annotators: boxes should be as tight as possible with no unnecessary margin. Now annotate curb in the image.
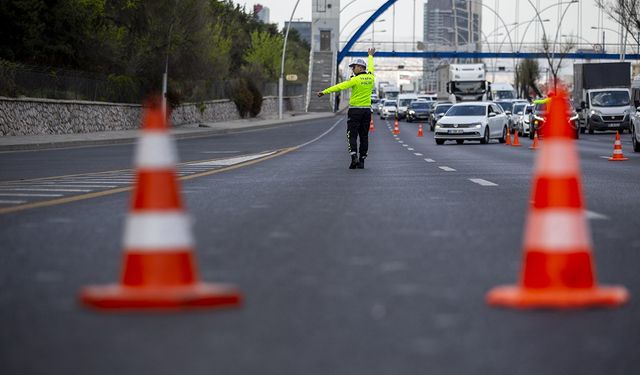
[0,112,339,152]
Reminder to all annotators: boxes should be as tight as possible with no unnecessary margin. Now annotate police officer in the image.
[318,48,376,169]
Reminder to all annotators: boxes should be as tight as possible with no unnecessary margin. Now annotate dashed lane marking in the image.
[414,153,423,156]
[469,178,498,186]
[408,148,414,151]
[586,210,609,220]
[0,200,26,204]
[0,193,64,197]
[424,158,435,163]
[402,144,409,147]
[0,187,93,192]
[438,166,456,172]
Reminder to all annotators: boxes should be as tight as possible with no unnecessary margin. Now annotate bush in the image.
[226,78,262,118]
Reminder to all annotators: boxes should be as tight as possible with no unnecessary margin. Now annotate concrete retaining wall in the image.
[0,95,306,136]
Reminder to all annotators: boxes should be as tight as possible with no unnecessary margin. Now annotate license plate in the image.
[608,123,620,127]
[448,129,463,134]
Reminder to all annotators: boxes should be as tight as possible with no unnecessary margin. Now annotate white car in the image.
[380,100,397,119]
[630,105,640,152]
[434,102,509,145]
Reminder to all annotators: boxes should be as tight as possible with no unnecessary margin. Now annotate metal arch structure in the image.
[337,0,397,65]
[343,50,640,60]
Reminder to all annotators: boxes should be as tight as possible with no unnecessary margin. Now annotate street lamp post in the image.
[279,0,301,120]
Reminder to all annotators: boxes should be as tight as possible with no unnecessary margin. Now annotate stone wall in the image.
[0,95,306,136]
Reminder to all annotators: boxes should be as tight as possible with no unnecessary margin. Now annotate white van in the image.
[490,83,517,100]
[396,93,419,119]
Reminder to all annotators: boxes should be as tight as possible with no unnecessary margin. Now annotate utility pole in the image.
[279,0,301,120]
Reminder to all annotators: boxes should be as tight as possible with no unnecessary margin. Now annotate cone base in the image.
[512,144,521,147]
[608,157,628,161]
[486,285,629,309]
[80,282,242,311]
[529,146,538,150]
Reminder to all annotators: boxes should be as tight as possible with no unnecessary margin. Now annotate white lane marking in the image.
[201,151,240,154]
[296,117,344,149]
[438,166,456,172]
[408,148,414,151]
[0,193,64,197]
[0,200,26,204]
[469,178,498,186]
[398,140,403,143]
[414,153,423,156]
[402,144,409,147]
[0,184,117,188]
[585,210,609,220]
[0,188,92,192]
[190,151,276,166]
[600,156,612,159]
[424,158,435,163]
[51,181,129,185]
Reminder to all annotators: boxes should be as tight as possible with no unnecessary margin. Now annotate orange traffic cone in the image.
[505,127,512,145]
[80,99,242,310]
[393,118,400,135]
[486,89,629,309]
[529,131,539,150]
[417,123,424,137]
[512,130,521,147]
[369,117,375,132]
[608,131,628,161]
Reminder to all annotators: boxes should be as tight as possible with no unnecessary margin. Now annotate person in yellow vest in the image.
[318,48,376,169]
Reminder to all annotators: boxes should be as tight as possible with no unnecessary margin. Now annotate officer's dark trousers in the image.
[346,108,371,157]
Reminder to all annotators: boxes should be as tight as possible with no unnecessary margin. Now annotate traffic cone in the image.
[505,127,512,145]
[512,129,521,147]
[393,118,400,135]
[608,131,628,161]
[486,88,629,309]
[80,99,242,310]
[417,123,424,137]
[529,131,539,150]
[369,117,375,132]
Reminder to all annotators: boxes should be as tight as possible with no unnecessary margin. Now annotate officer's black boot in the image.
[357,155,366,169]
[349,154,358,169]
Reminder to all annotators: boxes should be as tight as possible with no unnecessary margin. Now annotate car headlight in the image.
[469,122,482,129]
[409,110,415,115]
[590,109,602,117]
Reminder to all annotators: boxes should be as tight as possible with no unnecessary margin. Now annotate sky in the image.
[233,0,625,50]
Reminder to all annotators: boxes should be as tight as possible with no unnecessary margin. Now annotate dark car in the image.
[430,103,453,131]
[406,101,433,122]
[529,99,580,139]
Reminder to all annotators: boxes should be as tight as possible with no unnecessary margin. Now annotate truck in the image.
[379,85,400,101]
[436,63,490,103]
[573,62,632,134]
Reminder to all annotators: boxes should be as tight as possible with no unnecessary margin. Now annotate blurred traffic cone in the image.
[393,118,400,135]
[369,117,375,132]
[512,130,521,147]
[529,131,539,150]
[608,131,628,161]
[80,99,242,310]
[486,89,629,309]
[417,123,424,137]
[505,127,512,145]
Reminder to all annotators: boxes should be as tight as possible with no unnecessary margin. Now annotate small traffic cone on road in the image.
[608,131,628,161]
[512,130,521,147]
[80,98,242,311]
[393,118,400,135]
[529,131,540,150]
[369,117,375,132]
[417,123,424,137]
[505,127,512,145]
[486,88,629,309]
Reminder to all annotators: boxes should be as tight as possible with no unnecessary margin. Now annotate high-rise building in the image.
[422,0,482,91]
[253,4,270,24]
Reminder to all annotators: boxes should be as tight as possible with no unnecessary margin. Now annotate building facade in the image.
[285,21,312,45]
[253,4,270,24]
[422,0,482,91]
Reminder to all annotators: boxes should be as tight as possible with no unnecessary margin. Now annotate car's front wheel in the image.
[480,127,489,144]
[435,139,445,145]
[633,124,640,152]
[456,139,464,145]
[498,126,507,143]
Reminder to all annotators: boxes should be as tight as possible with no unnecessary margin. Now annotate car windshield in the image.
[385,101,397,107]
[435,105,453,114]
[513,103,526,114]
[590,91,630,107]
[496,102,513,112]
[494,90,515,100]
[410,102,430,109]
[399,99,415,107]
[525,105,533,114]
[446,105,486,116]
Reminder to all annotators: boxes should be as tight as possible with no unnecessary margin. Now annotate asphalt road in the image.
[1,115,639,374]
